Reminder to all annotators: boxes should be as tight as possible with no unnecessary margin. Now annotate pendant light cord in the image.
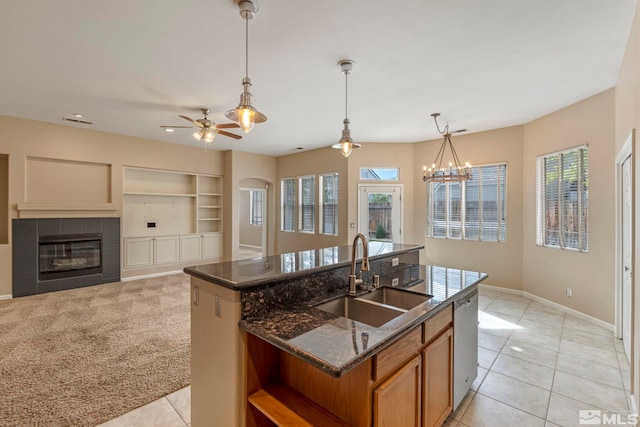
[245,16,249,79]
[344,71,349,120]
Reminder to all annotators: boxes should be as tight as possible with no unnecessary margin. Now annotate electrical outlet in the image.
[566,288,572,297]
[392,278,399,286]
[215,295,222,317]
[392,257,399,267]
[193,286,199,306]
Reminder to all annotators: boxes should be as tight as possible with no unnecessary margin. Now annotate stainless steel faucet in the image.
[349,233,370,295]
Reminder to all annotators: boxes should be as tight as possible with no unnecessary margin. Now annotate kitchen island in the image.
[185,242,486,426]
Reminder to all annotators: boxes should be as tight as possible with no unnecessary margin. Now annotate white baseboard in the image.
[479,283,615,332]
[239,244,262,250]
[0,294,12,300]
[121,270,184,282]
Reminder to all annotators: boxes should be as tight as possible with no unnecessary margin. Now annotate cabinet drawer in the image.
[423,305,453,345]
[373,327,422,382]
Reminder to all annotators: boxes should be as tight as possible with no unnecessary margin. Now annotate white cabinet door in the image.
[124,237,154,268]
[202,233,223,259]
[180,234,203,261]
[154,236,180,265]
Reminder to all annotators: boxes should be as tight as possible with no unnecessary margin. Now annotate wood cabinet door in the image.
[374,354,421,427]
[180,234,202,261]
[422,327,453,427]
[124,237,153,268]
[201,233,223,259]
[154,235,180,264]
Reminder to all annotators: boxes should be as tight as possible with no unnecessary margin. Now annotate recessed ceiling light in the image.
[164,128,175,133]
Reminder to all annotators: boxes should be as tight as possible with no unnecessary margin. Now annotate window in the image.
[360,167,400,180]
[281,178,296,232]
[536,146,588,251]
[426,163,507,242]
[298,175,315,233]
[249,190,263,226]
[319,173,338,235]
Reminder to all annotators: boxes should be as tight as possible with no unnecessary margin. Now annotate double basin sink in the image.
[314,287,432,327]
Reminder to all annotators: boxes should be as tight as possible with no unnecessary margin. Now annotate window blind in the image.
[299,175,315,232]
[426,163,507,242]
[320,173,338,235]
[281,178,296,232]
[249,190,263,226]
[536,146,588,251]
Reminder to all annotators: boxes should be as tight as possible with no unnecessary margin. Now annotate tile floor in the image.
[98,287,633,427]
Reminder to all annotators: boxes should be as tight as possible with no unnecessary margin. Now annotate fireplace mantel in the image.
[16,203,118,219]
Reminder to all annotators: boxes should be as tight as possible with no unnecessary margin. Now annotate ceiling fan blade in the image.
[217,130,242,140]
[160,125,193,129]
[179,115,201,127]
[215,123,240,129]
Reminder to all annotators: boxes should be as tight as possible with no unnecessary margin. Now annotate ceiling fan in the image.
[161,108,242,143]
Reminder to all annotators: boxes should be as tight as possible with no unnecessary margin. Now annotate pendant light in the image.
[332,59,361,157]
[422,113,472,182]
[225,0,267,133]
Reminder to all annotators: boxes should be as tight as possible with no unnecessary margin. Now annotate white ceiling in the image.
[0,1,635,157]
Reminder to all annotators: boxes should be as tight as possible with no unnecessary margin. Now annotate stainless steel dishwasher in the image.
[453,288,478,411]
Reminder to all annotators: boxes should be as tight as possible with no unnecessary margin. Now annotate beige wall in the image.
[276,147,349,253]
[223,150,277,259]
[413,126,524,290]
[522,89,616,323]
[615,1,640,412]
[0,115,225,296]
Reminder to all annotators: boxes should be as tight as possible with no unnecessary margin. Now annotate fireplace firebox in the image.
[38,234,102,280]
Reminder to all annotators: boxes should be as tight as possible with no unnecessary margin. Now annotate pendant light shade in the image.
[225,0,267,133]
[332,59,361,157]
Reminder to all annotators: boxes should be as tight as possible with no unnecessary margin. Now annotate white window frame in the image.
[426,162,507,242]
[319,172,339,236]
[536,145,588,252]
[298,175,315,233]
[281,177,296,232]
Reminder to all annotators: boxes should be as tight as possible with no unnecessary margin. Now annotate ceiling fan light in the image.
[193,130,203,140]
[204,130,215,142]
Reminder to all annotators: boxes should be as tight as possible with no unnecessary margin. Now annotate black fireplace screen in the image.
[39,234,102,280]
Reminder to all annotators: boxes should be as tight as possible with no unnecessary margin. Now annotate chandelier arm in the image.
[433,139,448,171]
[448,137,467,171]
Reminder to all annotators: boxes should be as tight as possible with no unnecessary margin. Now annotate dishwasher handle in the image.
[455,289,478,309]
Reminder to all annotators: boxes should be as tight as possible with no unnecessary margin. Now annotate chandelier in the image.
[422,113,471,182]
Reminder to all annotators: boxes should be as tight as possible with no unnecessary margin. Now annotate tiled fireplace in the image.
[12,218,120,297]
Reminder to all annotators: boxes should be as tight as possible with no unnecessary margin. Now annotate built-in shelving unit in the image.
[196,175,222,233]
[122,167,223,272]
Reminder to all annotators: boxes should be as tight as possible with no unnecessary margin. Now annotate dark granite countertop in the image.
[184,242,423,291]
[239,264,487,377]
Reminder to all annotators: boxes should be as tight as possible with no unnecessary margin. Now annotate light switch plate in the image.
[392,257,399,266]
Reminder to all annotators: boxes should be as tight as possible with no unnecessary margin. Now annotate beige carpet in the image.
[0,273,191,427]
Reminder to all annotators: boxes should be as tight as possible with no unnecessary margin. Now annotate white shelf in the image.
[124,192,196,197]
